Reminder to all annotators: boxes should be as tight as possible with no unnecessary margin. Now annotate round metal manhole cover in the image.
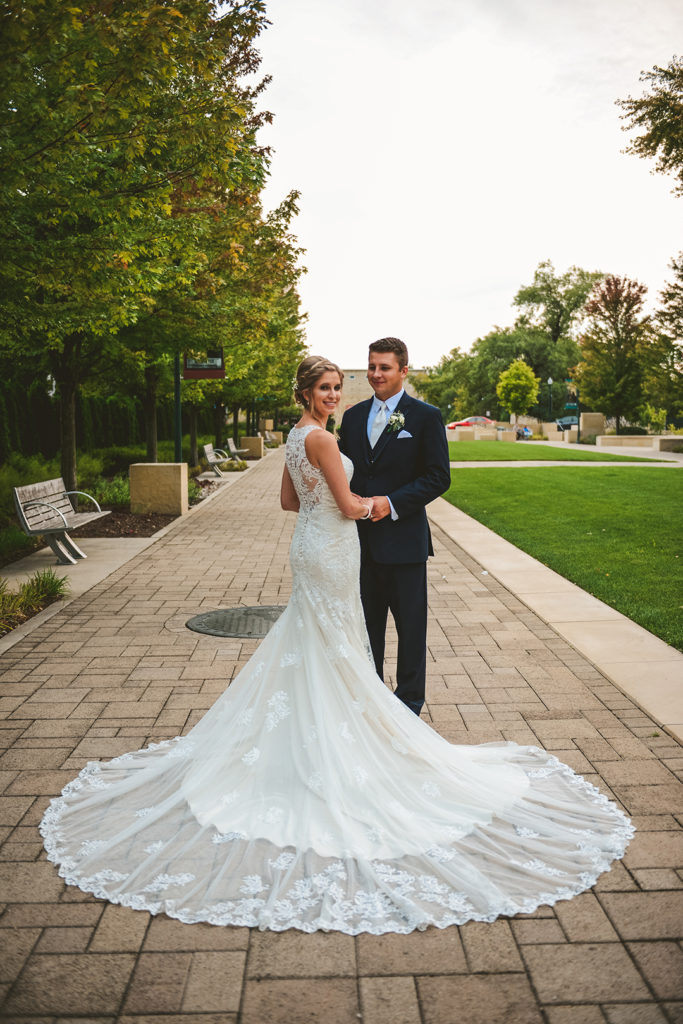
[186,605,286,638]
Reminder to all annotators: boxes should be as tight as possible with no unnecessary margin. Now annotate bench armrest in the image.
[23,500,69,528]
[212,449,229,459]
[64,490,103,512]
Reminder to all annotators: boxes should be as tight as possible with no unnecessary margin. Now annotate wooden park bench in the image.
[13,478,110,565]
[203,441,247,477]
[226,438,249,461]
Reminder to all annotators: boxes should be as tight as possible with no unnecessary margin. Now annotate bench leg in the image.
[211,464,224,478]
[46,535,77,565]
[60,531,87,560]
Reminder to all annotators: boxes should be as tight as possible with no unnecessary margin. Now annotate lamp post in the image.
[174,353,182,462]
[547,377,553,419]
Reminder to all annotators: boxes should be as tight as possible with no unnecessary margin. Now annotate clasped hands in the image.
[354,494,391,523]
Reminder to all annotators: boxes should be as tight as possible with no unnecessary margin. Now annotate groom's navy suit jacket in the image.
[338,392,451,565]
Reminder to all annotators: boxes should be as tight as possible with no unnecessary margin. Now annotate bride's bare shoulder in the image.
[304,428,338,465]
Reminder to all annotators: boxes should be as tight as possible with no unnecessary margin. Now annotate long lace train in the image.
[40,425,633,933]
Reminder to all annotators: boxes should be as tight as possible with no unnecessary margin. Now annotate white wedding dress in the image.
[41,425,633,934]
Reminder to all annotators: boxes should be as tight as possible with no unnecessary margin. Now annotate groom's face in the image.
[367,351,408,402]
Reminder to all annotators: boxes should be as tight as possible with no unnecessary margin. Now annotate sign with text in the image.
[183,349,225,379]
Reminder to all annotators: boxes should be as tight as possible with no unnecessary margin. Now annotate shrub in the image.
[0,452,107,517]
[642,404,667,434]
[0,578,22,633]
[88,475,130,509]
[0,453,61,517]
[91,445,145,477]
[578,434,598,445]
[73,453,105,489]
[0,525,37,565]
[0,568,69,636]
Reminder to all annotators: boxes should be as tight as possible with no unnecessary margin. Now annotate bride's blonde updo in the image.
[293,355,344,409]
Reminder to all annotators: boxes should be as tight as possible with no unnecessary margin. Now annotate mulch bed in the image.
[73,478,222,538]
[73,510,178,538]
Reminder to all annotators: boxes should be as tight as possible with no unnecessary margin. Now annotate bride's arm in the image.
[306,431,372,520]
[280,466,300,511]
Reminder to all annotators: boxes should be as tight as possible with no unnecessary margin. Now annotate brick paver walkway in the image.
[1,450,682,1024]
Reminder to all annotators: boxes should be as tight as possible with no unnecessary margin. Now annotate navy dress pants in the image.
[359,556,427,716]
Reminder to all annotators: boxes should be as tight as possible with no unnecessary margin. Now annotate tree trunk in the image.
[232,404,240,444]
[189,406,199,467]
[53,335,79,496]
[214,402,224,449]
[143,364,159,462]
[59,377,78,495]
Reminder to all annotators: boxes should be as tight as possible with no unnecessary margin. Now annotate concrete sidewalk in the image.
[429,500,683,744]
[1,450,682,1023]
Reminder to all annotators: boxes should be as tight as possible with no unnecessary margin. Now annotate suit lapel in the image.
[371,392,412,462]
[355,398,374,464]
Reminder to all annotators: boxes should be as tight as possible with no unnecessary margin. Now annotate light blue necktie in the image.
[369,402,388,447]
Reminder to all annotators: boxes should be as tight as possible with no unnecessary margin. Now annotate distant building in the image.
[339,368,423,422]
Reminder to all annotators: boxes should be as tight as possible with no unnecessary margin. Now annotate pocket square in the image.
[397,430,412,439]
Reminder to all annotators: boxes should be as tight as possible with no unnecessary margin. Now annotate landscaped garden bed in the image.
[0,444,225,566]
[0,569,70,638]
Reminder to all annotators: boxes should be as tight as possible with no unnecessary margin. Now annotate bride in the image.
[41,355,633,934]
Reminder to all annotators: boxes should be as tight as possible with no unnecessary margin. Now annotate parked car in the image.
[446,415,496,429]
[556,416,578,431]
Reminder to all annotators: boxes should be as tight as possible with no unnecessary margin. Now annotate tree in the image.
[657,252,683,342]
[649,253,683,420]
[576,276,653,432]
[617,56,683,197]
[616,59,683,424]
[496,360,540,423]
[513,260,603,344]
[437,325,578,421]
[0,0,270,487]
[412,347,470,420]
[415,261,600,422]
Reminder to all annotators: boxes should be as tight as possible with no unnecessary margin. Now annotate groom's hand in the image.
[370,496,391,522]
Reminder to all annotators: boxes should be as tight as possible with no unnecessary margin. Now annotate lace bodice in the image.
[285,425,354,513]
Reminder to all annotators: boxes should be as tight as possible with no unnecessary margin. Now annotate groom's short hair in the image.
[369,337,409,370]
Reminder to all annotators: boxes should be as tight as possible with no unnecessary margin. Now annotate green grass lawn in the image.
[447,441,661,462]
[444,467,683,651]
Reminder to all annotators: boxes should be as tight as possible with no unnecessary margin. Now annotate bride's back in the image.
[286,425,353,514]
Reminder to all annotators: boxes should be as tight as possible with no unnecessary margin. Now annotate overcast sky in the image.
[255,0,682,369]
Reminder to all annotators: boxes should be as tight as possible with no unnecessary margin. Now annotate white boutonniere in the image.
[387,411,405,433]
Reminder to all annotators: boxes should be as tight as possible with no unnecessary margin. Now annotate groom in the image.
[338,337,451,716]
